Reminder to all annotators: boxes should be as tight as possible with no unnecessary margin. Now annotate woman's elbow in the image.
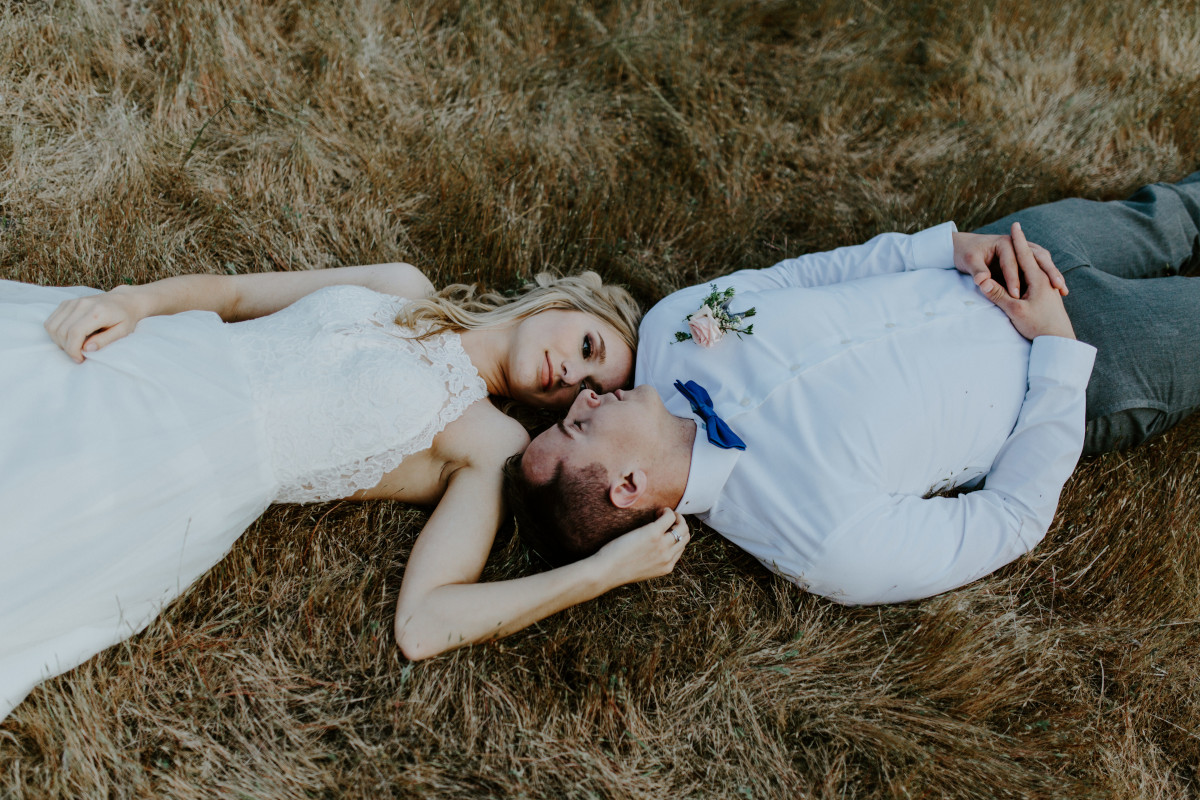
[396,637,430,662]
[394,612,445,661]
[380,263,434,299]
[395,632,437,661]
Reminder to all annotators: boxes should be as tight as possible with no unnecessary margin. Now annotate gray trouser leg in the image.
[975,172,1200,455]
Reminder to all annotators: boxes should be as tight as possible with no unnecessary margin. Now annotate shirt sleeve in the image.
[804,335,1097,605]
[722,222,957,292]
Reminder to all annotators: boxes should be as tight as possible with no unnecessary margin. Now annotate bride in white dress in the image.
[0,263,691,720]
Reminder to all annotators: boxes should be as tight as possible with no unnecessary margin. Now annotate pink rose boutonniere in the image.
[687,305,723,347]
[674,285,756,348]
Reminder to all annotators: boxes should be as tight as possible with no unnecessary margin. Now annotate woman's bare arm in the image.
[46,263,432,361]
[389,409,689,660]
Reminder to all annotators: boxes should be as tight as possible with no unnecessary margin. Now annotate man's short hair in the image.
[502,452,658,566]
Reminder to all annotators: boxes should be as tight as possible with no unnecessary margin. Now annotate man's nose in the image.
[569,388,598,413]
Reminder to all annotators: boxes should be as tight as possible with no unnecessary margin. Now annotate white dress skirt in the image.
[0,281,486,718]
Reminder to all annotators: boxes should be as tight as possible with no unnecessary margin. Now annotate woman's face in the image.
[507,309,635,410]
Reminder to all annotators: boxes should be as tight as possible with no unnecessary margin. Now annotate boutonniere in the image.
[674,285,756,348]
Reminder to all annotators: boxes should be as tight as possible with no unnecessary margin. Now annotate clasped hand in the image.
[956,223,1075,341]
[44,286,147,363]
[953,228,1068,300]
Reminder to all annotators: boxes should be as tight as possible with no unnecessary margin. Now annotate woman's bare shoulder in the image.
[435,398,530,467]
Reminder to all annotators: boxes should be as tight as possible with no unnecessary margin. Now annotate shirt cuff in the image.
[906,221,957,271]
[1028,335,1097,387]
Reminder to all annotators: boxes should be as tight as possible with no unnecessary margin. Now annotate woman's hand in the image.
[43,263,433,364]
[953,230,1068,300]
[595,508,691,588]
[44,286,150,362]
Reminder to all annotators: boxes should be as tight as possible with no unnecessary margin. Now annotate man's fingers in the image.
[977,277,1014,310]
[1030,246,1068,296]
[1010,222,1050,293]
[1028,243,1068,296]
[995,239,1020,298]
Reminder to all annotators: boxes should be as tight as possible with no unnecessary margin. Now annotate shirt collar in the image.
[676,419,742,514]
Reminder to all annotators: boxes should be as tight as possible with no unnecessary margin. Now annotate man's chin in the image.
[521,437,557,483]
[627,383,663,405]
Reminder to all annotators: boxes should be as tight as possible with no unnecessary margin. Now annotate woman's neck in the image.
[458,325,511,398]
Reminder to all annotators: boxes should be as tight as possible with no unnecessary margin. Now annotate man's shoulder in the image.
[639,274,764,341]
[640,284,701,334]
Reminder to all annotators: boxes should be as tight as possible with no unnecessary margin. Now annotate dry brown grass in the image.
[3,0,1200,797]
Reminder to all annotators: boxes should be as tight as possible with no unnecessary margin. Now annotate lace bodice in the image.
[226,285,488,502]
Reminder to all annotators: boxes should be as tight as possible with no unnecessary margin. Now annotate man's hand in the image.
[975,222,1076,341]
[595,508,690,588]
[953,230,1068,299]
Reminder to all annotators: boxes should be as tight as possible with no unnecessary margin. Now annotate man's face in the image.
[522,385,668,486]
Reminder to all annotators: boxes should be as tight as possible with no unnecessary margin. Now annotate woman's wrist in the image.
[580,549,624,596]
[109,283,159,320]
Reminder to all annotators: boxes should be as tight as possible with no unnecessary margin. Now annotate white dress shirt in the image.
[635,223,1097,604]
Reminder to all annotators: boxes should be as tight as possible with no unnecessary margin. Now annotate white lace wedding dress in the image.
[0,280,487,719]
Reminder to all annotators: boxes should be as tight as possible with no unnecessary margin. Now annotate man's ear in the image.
[610,468,647,509]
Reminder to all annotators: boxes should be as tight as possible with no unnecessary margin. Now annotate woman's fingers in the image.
[45,301,97,362]
[43,300,78,352]
[82,321,130,353]
[642,509,689,576]
[65,310,112,361]
[661,510,690,571]
[665,510,689,546]
[602,508,691,583]
[43,295,137,361]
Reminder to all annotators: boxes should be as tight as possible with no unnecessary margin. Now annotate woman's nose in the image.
[560,360,578,387]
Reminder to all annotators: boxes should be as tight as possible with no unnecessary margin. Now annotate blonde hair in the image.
[396,271,642,354]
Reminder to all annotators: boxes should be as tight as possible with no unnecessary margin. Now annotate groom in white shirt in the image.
[505,173,1200,604]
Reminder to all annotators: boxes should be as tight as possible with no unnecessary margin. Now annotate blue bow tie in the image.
[674,380,746,451]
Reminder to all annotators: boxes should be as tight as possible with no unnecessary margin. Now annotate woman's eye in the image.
[582,335,593,359]
[578,380,590,394]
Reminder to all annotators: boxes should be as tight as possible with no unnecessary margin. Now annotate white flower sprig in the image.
[674,285,756,348]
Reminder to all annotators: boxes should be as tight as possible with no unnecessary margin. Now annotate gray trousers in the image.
[975,172,1200,456]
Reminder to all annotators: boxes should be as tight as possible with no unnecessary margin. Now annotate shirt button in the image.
[884,322,896,328]
[925,311,935,317]
[840,338,851,344]
[740,397,752,407]
[789,363,801,372]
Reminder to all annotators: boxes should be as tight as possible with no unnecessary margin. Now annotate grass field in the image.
[3,0,1200,797]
